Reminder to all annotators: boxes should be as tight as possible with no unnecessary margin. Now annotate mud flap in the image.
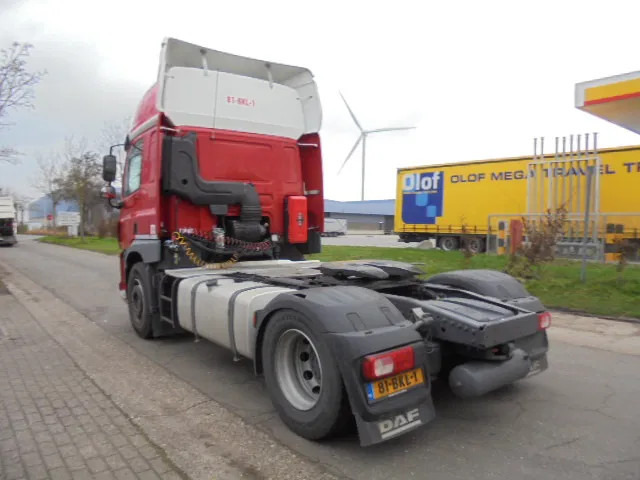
[355,399,436,446]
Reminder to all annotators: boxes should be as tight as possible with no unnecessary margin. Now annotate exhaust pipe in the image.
[448,348,531,398]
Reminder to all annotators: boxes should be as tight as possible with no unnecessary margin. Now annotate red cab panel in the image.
[287,196,308,244]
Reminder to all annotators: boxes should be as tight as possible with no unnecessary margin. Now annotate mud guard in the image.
[255,286,437,445]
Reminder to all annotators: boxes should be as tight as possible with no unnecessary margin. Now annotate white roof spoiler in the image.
[156,37,321,135]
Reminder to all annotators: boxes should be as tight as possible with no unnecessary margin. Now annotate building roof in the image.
[324,199,395,216]
[28,196,79,220]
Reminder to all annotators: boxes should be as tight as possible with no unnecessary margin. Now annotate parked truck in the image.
[101,38,550,446]
[395,146,640,252]
[0,196,17,246]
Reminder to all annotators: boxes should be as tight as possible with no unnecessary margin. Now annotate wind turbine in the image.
[338,92,415,200]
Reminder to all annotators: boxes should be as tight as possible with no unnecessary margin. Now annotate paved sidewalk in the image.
[0,262,339,480]
[0,287,184,480]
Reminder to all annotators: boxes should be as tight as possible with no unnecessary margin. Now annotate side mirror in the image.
[102,155,117,182]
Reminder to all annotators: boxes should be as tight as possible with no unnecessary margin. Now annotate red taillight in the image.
[362,345,415,381]
[538,311,552,330]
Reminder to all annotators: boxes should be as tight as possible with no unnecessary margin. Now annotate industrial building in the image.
[324,199,395,232]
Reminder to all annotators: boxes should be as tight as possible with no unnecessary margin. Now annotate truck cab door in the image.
[119,139,144,250]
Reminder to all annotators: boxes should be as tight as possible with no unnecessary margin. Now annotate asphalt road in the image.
[1,236,639,480]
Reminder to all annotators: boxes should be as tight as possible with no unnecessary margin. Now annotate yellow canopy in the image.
[575,71,640,134]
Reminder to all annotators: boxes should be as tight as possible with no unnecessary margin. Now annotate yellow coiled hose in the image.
[173,232,239,270]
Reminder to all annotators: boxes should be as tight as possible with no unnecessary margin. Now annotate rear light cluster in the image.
[362,345,415,381]
[538,311,552,330]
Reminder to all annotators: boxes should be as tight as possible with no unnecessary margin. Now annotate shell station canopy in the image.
[576,71,640,134]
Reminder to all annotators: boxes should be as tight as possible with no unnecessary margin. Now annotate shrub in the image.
[506,208,567,279]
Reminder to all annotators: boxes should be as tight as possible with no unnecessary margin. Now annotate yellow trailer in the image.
[394,145,640,251]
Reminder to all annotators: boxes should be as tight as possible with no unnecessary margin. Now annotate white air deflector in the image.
[157,38,321,139]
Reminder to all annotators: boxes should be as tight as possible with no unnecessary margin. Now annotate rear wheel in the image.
[127,263,154,339]
[262,309,350,440]
[464,237,485,254]
[439,236,459,251]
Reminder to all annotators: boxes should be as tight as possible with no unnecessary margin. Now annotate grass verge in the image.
[36,238,639,319]
[38,235,120,255]
[309,246,640,320]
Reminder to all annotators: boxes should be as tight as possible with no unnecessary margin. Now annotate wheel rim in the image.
[130,278,145,328]
[441,237,456,251]
[274,329,322,411]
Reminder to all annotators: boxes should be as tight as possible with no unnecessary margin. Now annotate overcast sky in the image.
[1,0,639,201]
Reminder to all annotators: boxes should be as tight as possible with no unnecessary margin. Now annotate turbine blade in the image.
[367,127,416,134]
[338,136,363,174]
[339,92,363,131]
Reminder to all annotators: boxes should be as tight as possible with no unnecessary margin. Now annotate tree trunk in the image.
[79,201,86,240]
[52,199,58,228]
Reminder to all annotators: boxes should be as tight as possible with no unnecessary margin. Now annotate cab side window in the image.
[124,140,144,196]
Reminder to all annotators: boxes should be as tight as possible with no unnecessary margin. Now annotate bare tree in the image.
[0,42,45,164]
[32,152,64,227]
[58,138,102,239]
[0,186,30,224]
[99,116,130,180]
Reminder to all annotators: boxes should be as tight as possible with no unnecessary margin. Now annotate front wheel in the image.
[127,263,154,339]
[262,310,351,440]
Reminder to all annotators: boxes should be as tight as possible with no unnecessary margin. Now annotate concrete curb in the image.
[0,260,342,480]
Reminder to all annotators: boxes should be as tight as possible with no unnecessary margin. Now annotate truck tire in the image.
[127,263,154,339]
[439,236,459,251]
[279,244,304,261]
[262,309,351,440]
[464,237,485,254]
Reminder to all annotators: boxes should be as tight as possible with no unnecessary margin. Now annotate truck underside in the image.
[129,257,549,446]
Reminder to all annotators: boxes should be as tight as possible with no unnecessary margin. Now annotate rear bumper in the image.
[0,235,17,245]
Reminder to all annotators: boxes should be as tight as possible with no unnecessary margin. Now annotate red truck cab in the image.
[103,38,324,292]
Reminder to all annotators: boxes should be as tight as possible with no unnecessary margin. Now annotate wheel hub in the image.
[274,329,322,411]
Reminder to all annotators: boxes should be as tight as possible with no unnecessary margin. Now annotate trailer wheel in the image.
[262,309,350,440]
[439,236,459,251]
[465,237,485,254]
[127,263,153,339]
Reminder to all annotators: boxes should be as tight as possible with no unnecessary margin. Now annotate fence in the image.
[486,212,640,262]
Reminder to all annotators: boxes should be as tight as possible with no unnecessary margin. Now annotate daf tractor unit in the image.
[101,38,550,446]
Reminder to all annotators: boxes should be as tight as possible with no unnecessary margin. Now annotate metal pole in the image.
[561,136,567,210]
[529,138,537,214]
[581,165,595,282]
[576,134,582,217]
[568,134,574,215]
[592,132,600,245]
[539,137,545,215]
[361,135,367,201]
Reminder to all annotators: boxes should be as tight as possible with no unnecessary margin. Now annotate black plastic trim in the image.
[162,132,261,222]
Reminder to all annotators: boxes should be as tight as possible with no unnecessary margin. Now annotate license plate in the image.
[366,368,425,401]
